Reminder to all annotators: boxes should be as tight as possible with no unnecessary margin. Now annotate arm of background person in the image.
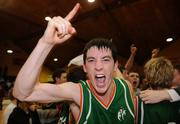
[140,90,171,104]
[124,44,137,72]
[139,88,180,104]
[151,48,160,58]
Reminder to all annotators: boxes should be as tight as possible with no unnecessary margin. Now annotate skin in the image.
[125,44,137,71]
[128,72,140,90]
[83,47,118,102]
[151,48,160,58]
[139,89,171,104]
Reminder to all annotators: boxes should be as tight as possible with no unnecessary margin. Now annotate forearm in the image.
[13,39,54,100]
[140,89,171,104]
[125,54,135,71]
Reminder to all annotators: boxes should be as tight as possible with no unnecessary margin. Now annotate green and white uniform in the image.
[137,97,180,124]
[77,78,135,124]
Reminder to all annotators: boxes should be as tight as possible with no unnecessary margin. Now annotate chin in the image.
[94,86,107,95]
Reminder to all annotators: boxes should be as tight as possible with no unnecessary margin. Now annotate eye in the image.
[87,58,95,63]
[103,58,110,61]
[102,57,111,62]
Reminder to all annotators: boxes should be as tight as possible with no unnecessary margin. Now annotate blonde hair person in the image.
[144,57,174,89]
[137,57,180,124]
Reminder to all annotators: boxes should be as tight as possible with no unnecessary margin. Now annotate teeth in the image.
[95,74,105,78]
[95,74,106,86]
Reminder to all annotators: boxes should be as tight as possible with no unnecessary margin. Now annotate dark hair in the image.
[52,68,66,81]
[67,66,86,83]
[127,69,139,75]
[83,38,118,64]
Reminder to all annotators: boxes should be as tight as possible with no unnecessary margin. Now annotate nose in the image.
[95,60,103,71]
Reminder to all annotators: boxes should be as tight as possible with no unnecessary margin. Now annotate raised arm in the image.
[125,44,137,71]
[13,3,81,103]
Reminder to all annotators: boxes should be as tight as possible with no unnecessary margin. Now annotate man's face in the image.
[172,69,180,86]
[83,47,118,94]
[56,72,67,84]
[128,72,140,89]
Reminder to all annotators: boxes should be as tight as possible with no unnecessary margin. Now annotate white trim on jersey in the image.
[84,88,92,124]
[140,101,144,124]
[117,78,135,119]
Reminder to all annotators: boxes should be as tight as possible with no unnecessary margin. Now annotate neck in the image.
[94,80,115,105]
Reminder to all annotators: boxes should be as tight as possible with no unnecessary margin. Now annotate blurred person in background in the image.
[137,57,180,124]
[8,101,41,124]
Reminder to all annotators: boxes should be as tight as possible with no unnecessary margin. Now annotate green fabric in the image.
[58,102,76,124]
[78,78,135,124]
[58,103,70,124]
[138,97,180,124]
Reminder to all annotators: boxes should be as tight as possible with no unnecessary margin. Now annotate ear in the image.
[83,64,87,73]
[114,61,119,71]
[55,77,60,82]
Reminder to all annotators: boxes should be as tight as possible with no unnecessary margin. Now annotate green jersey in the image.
[137,97,180,124]
[77,78,135,124]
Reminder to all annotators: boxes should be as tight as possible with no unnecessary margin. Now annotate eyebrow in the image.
[103,55,111,58]
[86,55,112,60]
[86,57,95,61]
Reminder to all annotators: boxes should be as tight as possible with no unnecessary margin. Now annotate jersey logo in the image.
[59,116,67,124]
[117,107,126,121]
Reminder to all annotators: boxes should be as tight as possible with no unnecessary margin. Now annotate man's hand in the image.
[41,3,81,45]
[139,89,171,104]
[151,48,160,58]
[130,44,137,55]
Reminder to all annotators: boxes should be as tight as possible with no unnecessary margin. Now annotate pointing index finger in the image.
[65,3,81,21]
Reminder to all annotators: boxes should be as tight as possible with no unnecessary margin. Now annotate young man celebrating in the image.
[13,3,135,124]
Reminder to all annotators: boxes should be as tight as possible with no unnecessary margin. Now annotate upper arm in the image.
[19,82,81,105]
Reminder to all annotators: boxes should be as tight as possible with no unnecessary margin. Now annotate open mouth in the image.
[95,74,106,88]
[133,81,137,86]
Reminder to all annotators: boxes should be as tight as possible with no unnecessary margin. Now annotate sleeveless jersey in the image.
[77,78,135,124]
[137,97,180,124]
